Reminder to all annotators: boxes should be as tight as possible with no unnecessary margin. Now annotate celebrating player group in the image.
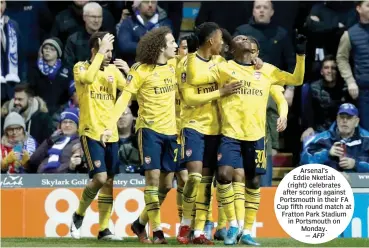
[69,21,306,246]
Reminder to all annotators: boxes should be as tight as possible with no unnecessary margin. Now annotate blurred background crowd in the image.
[1,0,368,186]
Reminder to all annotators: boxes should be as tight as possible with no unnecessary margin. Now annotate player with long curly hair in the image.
[105,26,178,244]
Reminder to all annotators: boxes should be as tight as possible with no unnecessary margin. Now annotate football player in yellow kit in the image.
[186,34,306,245]
[212,32,289,243]
[105,27,179,244]
[176,22,242,245]
[146,36,192,230]
[70,32,128,240]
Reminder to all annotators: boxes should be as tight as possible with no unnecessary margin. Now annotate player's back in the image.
[180,53,225,135]
[74,60,122,142]
[125,62,177,136]
[217,60,278,141]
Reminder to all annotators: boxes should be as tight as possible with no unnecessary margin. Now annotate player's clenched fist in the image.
[98,33,115,54]
[220,82,243,96]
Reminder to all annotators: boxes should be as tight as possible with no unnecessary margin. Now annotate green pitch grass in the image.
[1,238,369,247]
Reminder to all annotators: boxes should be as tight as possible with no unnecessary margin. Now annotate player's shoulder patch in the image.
[126,74,133,84]
[181,72,187,83]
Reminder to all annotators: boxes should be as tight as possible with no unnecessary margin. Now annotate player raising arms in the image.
[106,27,178,244]
[70,32,129,240]
[213,33,290,242]
[176,22,243,245]
[187,34,306,245]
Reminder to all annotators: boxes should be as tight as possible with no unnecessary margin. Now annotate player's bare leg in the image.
[216,165,238,245]
[241,175,261,246]
[177,161,202,244]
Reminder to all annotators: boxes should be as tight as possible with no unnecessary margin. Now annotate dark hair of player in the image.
[221,28,232,47]
[194,22,220,47]
[136,26,172,65]
[178,35,188,45]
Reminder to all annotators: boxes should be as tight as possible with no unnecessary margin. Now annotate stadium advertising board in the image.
[1,174,368,238]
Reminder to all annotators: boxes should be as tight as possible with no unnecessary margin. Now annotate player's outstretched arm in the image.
[272,54,305,86]
[270,86,288,118]
[182,81,242,106]
[271,34,307,86]
[110,90,132,128]
[270,86,288,132]
[99,90,132,147]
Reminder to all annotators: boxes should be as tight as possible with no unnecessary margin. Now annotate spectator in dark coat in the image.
[117,107,140,173]
[28,37,71,115]
[301,55,350,142]
[1,0,26,102]
[234,1,296,73]
[28,108,86,173]
[63,2,104,71]
[305,1,358,58]
[4,1,53,64]
[50,0,115,46]
[301,103,369,173]
[118,0,172,65]
[337,1,369,130]
[1,84,54,144]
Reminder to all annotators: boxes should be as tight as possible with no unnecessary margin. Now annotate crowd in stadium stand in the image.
[1,0,369,178]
